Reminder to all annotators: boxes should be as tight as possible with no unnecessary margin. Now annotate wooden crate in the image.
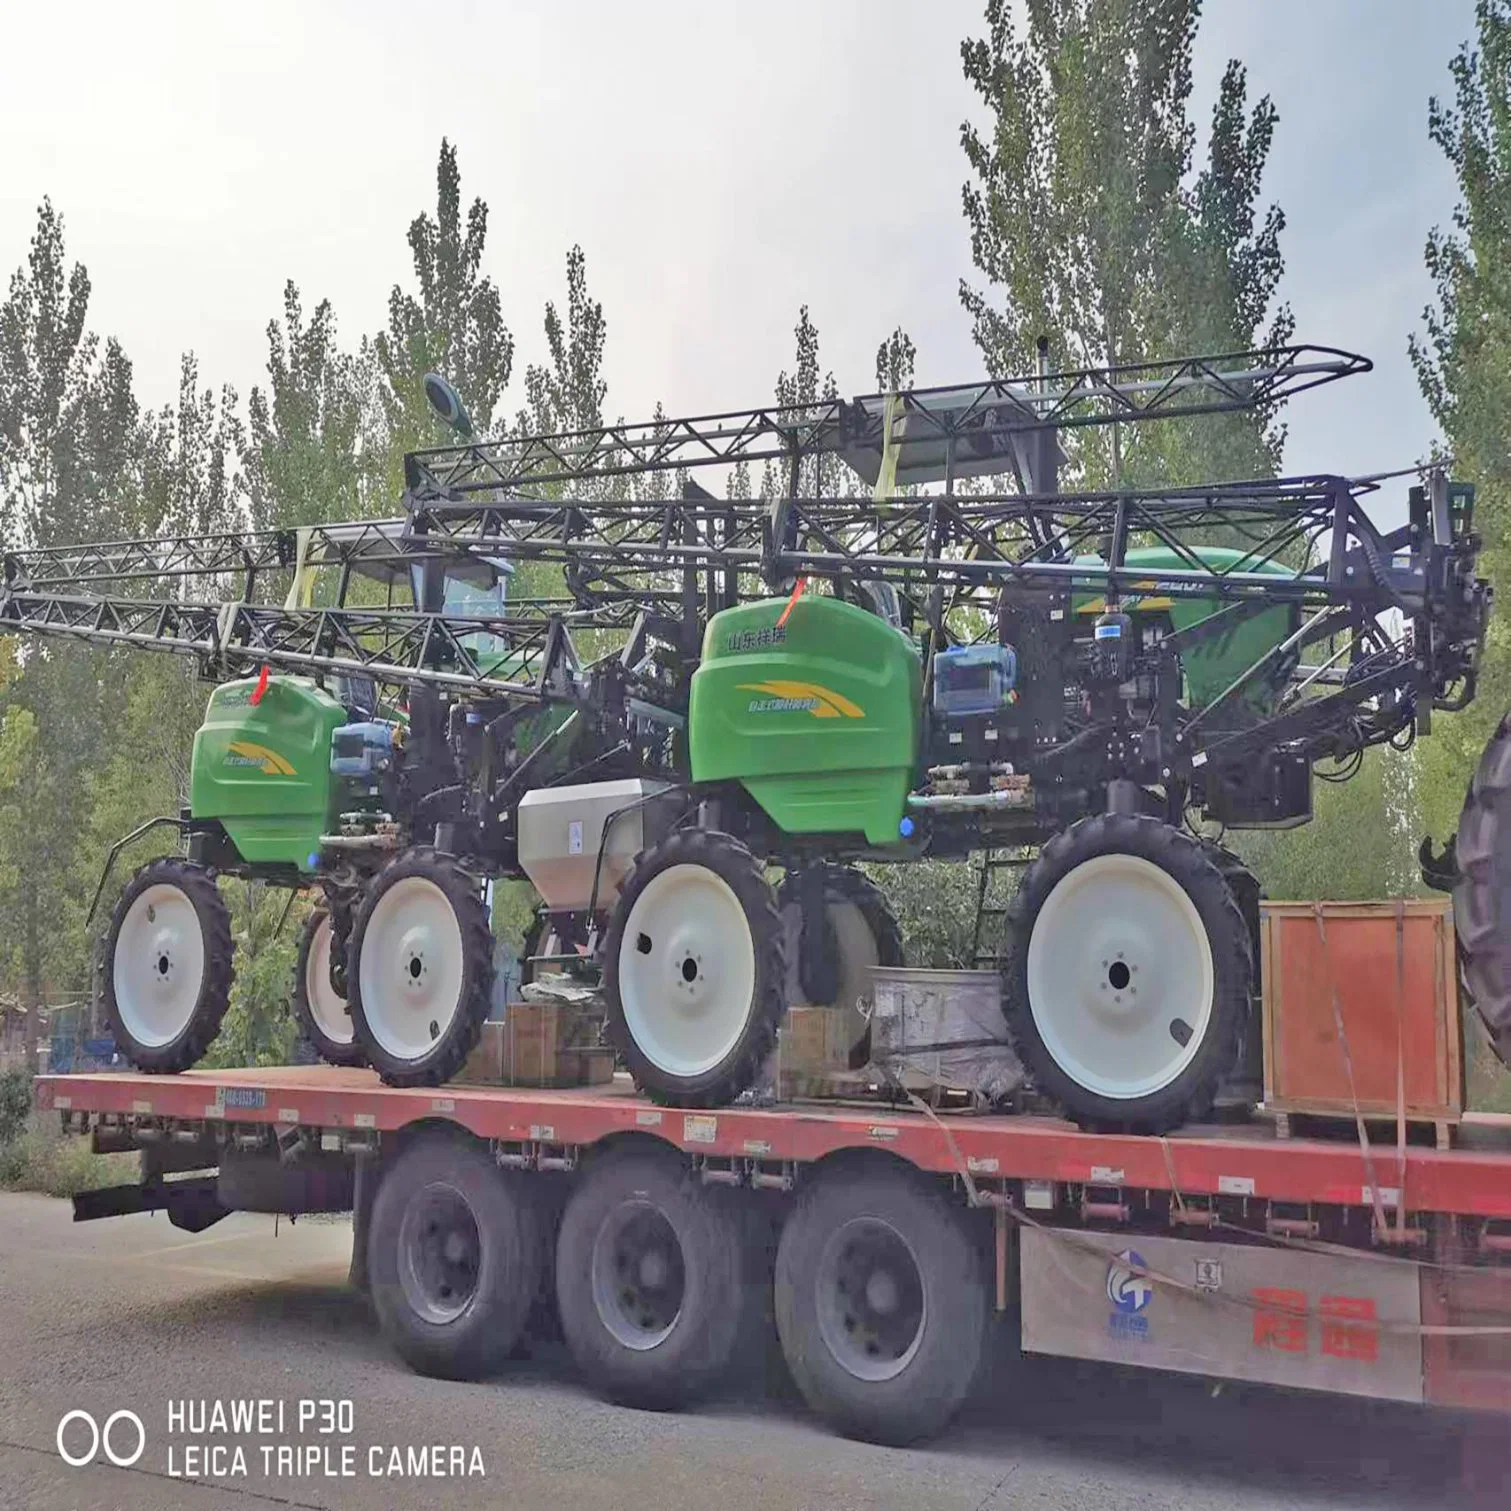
[1260,899,1462,1132]
[455,1004,614,1089]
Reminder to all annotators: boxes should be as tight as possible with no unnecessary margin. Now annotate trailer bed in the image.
[34,1064,1511,1221]
[33,1063,1511,1425]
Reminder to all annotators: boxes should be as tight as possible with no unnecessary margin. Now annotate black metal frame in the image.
[0,343,1488,876]
[404,345,1370,497]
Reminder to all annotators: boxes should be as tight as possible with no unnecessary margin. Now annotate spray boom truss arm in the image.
[404,475,1432,610]
[0,589,639,700]
[403,345,1371,498]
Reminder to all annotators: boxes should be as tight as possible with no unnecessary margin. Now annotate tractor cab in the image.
[289,520,513,616]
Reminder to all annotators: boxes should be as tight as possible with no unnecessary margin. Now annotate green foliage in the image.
[142,353,242,537]
[960,0,1290,487]
[202,882,301,1069]
[0,198,97,544]
[1228,748,1423,902]
[0,1110,136,1197]
[867,859,989,969]
[759,307,841,501]
[1411,1,1511,848]
[0,1068,31,1145]
[243,282,384,529]
[376,139,515,468]
[515,245,608,442]
[874,327,917,394]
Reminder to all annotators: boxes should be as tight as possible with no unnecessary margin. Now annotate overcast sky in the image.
[0,0,1480,500]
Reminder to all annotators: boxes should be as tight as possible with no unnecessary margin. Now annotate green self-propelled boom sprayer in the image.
[0,350,1490,1135]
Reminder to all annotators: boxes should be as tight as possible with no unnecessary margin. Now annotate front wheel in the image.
[101,858,233,1073]
[603,828,785,1107]
[349,850,494,1087]
[1001,814,1248,1132]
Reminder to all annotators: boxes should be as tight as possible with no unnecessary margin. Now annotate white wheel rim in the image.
[618,863,757,1078]
[112,883,208,1048]
[305,915,353,1046]
[357,877,466,1062]
[1026,852,1213,1100]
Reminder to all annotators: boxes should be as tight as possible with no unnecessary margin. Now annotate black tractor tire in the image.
[291,909,366,1068]
[777,865,904,1068]
[603,828,785,1107]
[100,858,234,1074]
[774,1159,989,1446]
[1454,714,1511,1063]
[348,849,494,1087]
[369,1134,547,1380]
[1001,814,1249,1133]
[554,1144,754,1410]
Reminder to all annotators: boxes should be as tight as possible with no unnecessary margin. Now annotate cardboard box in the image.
[455,1004,614,1088]
[781,1004,857,1075]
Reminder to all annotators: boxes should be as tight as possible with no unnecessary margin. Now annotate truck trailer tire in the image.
[291,909,366,1068]
[101,858,234,1074]
[603,828,785,1107]
[774,1159,988,1445]
[349,849,494,1087]
[368,1134,546,1380]
[1001,814,1248,1133]
[554,1145,751,1410]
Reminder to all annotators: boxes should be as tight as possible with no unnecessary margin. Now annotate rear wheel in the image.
[554,1145,753,1409]
[369,1134,546,1379]
[291,909,365,1068]
[101,858,233,1073]
[778,866,903,1067]
[604,828,785,1107]
[774,1160,988,1445]
[349,849,494,1086]
[1454,714,1511,1062]
[1002,814,1248,1132]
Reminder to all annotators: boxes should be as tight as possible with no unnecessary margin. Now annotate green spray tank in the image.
[688,595,922,846]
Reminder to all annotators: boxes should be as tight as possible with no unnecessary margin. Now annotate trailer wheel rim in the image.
[618,864,757,1078]
[358,877,466,1062]
[589,1199,686,1350]
[814,1216,927,1382]
[112,883,208,1049]
[1026,852,1213,1100]
[397,1181,482,1325]
[305,915,353,1046]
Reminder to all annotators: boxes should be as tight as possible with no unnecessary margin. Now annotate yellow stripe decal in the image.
[736,680,866,719]
[227,741,296,776]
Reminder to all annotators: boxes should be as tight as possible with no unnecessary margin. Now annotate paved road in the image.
[0,1189,1504,1511]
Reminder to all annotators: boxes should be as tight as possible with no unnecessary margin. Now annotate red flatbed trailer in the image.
[33,1065,1511,1441]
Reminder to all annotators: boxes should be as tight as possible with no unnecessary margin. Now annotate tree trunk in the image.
[22,889,40,1074]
